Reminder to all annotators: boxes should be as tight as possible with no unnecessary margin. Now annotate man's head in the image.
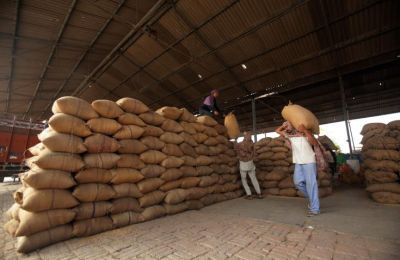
[243,131,252,141]
[211,89,219,98]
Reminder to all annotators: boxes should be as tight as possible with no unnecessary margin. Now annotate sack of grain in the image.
[160,132,184,144]
[191,122,205,132]
[28,152,84,172]
[185,200,204,210]
[110,168,144,184]
[180,132,198,147]
[181,177,200,188]
[362,149,400,161]
[179,108,196,122]
[113,125,144,139]
[117,97,149,114]
[197,115,217,126]
[264,171,287,181]
[142,125,164,137]
[196,166,213,176]
[196,155,214,166]
[73,216,113,237]
[28,143,46,156]
[74,201,112,220]
[185,187,208,200]
[199,176,219,187]
[204,137,219,146]
[160,168,183,181]
[118,139,148,154]
[278,176,295,188]
[48,113,91,137]
[182,156,196,166]
[164,203,188,215]
[161,119,184,133]
[140,150,167,164]
[141,164,165,178]
[366,183,400,194]
[360,123,387,135]
[180,121,197,134]
[73,184,116,202]
[138,190,166,207]
[84,153,120,169]
[362,136,398,150]
[164,189,187,204]
[4,219,19,237]
[162,143,184,157]
[193,133,208,144]
[52,96,98,120]
[40,131,86,153]
[91,100,123,118]
[111,211,144,228]
[137,178,164,194]
[117,154,145,169]
[118,113,146,126]
[141,136,165,150]
[110,198,143,214]
[363,159,399,172]
[224,112,240,139]
[364,170,398,184]
[180,166,197,177]
[156,106,182,120]
[5,203,20,221]
[370,192,400,204]
[387,120,400,131]
[161,157,184,168]
[113,183,143,198]
[281,102,319,134]
[75,168,112,184]
[141,205,166,221]
[139,112,165,126]
[160,179,183,192]
[22,169,75,189]
[87,118,121,135]
[84,134,120,153]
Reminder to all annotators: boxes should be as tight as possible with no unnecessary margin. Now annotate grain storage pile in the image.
[3,97,242,253]
[255,137,333,198]
[361,121,400,204]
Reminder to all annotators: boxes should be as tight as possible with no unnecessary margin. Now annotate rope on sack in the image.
[90,202,96,219]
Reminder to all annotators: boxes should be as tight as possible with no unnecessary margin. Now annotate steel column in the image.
[338,75,353,155]
[251,98,257,142]
[4,116,17,162]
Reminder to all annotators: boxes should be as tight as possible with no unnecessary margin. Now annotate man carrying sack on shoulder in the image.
[234,131,263,199]
[276,121,328,216]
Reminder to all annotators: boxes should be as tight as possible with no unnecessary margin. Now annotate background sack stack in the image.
[255,137,333,198]
[361,122,400,204]
[4,97,242,253]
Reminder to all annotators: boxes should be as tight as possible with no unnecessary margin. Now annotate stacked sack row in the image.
[4,96,242,253]
[361,121,400,204]
[255,137,333,198]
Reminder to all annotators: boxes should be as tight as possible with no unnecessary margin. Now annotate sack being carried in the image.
[224,112,240,139]
[281,101,319,134]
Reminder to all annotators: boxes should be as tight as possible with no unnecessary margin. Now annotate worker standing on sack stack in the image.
[234,131,263,200]
[199,89,221,117]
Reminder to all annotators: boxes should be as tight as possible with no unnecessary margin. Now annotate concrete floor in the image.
[202,185,400,241]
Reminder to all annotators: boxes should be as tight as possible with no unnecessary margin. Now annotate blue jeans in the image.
[293,163,320,213]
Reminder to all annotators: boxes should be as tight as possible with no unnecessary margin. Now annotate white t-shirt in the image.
[289,136,316,164]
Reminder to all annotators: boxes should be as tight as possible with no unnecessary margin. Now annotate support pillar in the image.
[251,98,257,142]
[338,75,353,156]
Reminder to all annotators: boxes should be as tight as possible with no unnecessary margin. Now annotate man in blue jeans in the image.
[276,121,320,216]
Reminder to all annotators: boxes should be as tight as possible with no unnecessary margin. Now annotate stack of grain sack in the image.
[3,96,242,253]
[361,121,400,204]
[255,137,333,198]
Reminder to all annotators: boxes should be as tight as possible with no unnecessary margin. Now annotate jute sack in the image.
[163,143,184,157]
[197,115,217,126]
[111,211,144,228]
[262,181,278,188]
[164,203,188,215]
[116,97,149,114]
[15,188,78,212]
[40,131,86,153]
[6,203,20,220]
[161,168,183,181]
[118,139,148,154]
[117,154,145,169]
[52,96,98,120]
[191,122,205,132]
[256,146,271,154]
[141,164,165,178]
[22,169,75,189]
[258,152,274,160]
[91,100,123,118]
[360,123,386,135]
[4,219,19,237]
[193,133,208,144]
[118,113,146,126]
[160,179,183,192]
[200,194,218,205]
[74,201,112,220]
[15,208,75,237]
[195,144,210,155]
[363,136,398,150]
[143,125,164,137]
[265,188,280,195]
[196,155,214,166]
[75,168,112,184]
[138,190,166,207]
[363,159,399,172]
[28,142,46,156]
[185,200,204,210]
[196,166,213,176]
[211,164,223,174]
[224,112,240,139]
[110,198,143,214]
[366,183,400,194]
[320,179,331,187]
[141,136,165,150]
[139,112,165,126]
[17,225,73,253]
[278,176,295,188]
[87,118,121,135]
[361,128,389,144]
[137,178,164,194]
[364,170,398,184]
[180,121,197,134]
[73,216,113,237]
[84,134,120,153]
[279,188,297,197]
[281,102,319,134]
[180,177,200,188]
[160,132,184,144]
[273,160,290,167]
[156,106,182,120]
[265,171,287,181]
[49,113,92,137]
[73,184,116,202]
[140,150,167,164]
[113,125,144,139]
[185,187,208,200]
[84,153,120,169]
[203,126,218,137]
[371,192,400,204]
[113,183,143,198]
[180,108,196,122]
[271,146,289,153]
[182,155,196,166]
[141,205,166,221]
[388,120,400,131]
[199,175,219,187]
[30,152,84,172]
[363,149,400,161]
[164,189,187,204]
[204,137,219,146]
[214,124,227,135]
[161,157,184,168]
[216,135,229,145]
[180,132,197,147]
[110,168,144,184]
[161,119,184,133]
[180,166,197,177]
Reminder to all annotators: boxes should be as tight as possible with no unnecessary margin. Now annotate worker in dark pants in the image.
[199,89,221,117]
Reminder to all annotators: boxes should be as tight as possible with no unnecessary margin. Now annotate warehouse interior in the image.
[1,0,400,258]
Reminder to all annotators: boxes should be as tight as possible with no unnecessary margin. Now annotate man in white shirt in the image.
[276,121,320,216]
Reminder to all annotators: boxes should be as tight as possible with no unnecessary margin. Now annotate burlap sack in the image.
[185,200,204,210]
[262,181,278,188]
[224,112,240,139]
[140,150,167,164]
[111,211,144,228]
[118,113,146,126]
[161,168,183,181]
[28,142,46,156]
[75,168,112,184]
[181,177,200,188]
[113,183,143,198]
[182,156,196,166]
[113,125,144,139]
[197,115,217,126]
[210,164,223,174]
[278,176,295,188]
[73,184,115,202]
[6,203,20,221]
[138,190,166,207]
[193,133,208,143]
[110,198,143,214]
[273,160,290,167]
[91,100,123,118]
[265,171,287,181]
[265,188,280,195]
[40,131,86,153]
[200,194,218,205]
[179,108,196,122]
[258,152,274,160]
[17,224,73,253]
[196,155,214,166]
[199,175,219,187]
[387,120,400,131]
[180,121,197,134]
[159,179,183,192]
[156,106,182,120]
[74,201,112,220]
[164,189,187,204]
[161,119,184,133]
[320,179,331,187]
[87,118,121,135]
[160,132,184,144]
[110,168,144,184]
[281,102,319,134]
[22,169,75,189]
[204,137,219,146]
[4,219,19,237]
[363,159,399,172]
[366,183,400,194]
[363,136,398,150]
[141,205,166,221]
[118,139,148,154]
[363,149,400,161]
[364,170,398,184]
[360,123,387,135]
[141,164,165,178]
[191,122,205,132]
[216,144,228,153]
[214,124,227,135]
[256,146,271,154]
[84,153,120,169]
[361,128,389,144]
[161,156,184,168]
[139,112,165,126]
[84,134,120,153]
[15,188,78,212]
[196,166,214,176]
[184,187,207,200]
[116,97,149,114]
[162,143,184,157]
[203,126,218,137]
[141,136,165,150]
[73,216,113,237]
[29,152,84,172]
[52,96,98,120]
[180,166,197,177]
[195,144,210,155]
[216,135,229,145]
[371,192,400,204]
[117,154,145,169]
[271,146,289,153]
[164,203,188,215]
[137,178,164,194]
[16,208,75,237]
[142,125,164,137]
